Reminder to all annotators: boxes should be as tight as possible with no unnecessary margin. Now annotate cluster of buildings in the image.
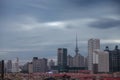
[21,57,49,73]
[88,39,120,73]
[67,36,87,68]
[5,58,19,73]
[1,38,120,74]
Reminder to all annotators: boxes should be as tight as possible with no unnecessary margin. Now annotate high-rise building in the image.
[67,55,73,67]
[28,62,33,73]
[88,39,100,72]
[0,60,4,79]
[22,62,29,73]
[48,59,55,70]
[12,58,19,73]
[57,48,68,72]
[22,62,33,73]
[105,45,120,72]
[32,57,48,73]
[57,48,67,66]
[93,50,109,73]
[6,60,12,73]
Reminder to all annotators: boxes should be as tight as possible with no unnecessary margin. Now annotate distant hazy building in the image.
[73,54,85,67]
[28,62,33,73]
[12,58,19,73]
[88,39,100,72]
[67,55,73,67]
[84,57,88,68]
[22,62,33,73]
[48,59,55,70]
[105,46,120,72]
[33,57,48,73]
[22,62,29,73]
[93,50,109,73]
[6,60,12,73]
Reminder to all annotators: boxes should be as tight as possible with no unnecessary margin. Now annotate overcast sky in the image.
[0,0,120,64]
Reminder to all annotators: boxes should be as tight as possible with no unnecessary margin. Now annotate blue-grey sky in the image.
[0,0,120,64]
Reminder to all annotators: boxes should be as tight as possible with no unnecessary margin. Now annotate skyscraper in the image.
[6,60,12,73]
[105,45,120,72]
[57,48,67,66]
[57,48,67,72]
[88,39,100,72]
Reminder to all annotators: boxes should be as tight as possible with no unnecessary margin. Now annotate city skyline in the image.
[0,0,120,64]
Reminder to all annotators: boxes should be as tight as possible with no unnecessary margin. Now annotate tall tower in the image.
[57,48,67,66]
[75,34,79,55]
[73,35,85,67]
[88,39,100,72]
[57,48,68,72]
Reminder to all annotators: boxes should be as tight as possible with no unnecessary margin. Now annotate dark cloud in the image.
[1,0,120,62]
[89,18,120,29]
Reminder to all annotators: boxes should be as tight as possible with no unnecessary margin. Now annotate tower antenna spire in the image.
[75,33,79,54]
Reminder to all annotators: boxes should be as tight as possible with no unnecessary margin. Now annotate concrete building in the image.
[22,62,33,73]
[57,48,68,72]
[57,48,67,66]
[105,45,120,72]
[48,59,55,70]
[73,54,85,67]
[12,58,19,73]
[6,60,12,73]
[93,50,109,73]
[67,55,73,67]
[28,62,33,73]
[88,39,100,72]
[32,57,48,73]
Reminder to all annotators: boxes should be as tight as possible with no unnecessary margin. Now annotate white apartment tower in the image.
[88,39,100,71]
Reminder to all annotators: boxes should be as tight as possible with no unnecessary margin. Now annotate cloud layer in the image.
[89,17,120,29]
[0,0,120,63]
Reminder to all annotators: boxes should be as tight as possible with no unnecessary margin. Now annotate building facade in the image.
[67,55,73,67]
[57,48,67,66]
[57,48,68,72]
[93,50,109,73]
[105,46,120,72]
[6,60,12,73]
[48,59,55,70]
[88,39,100,72]
[33,57,48,73]
[73,54,85,67]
